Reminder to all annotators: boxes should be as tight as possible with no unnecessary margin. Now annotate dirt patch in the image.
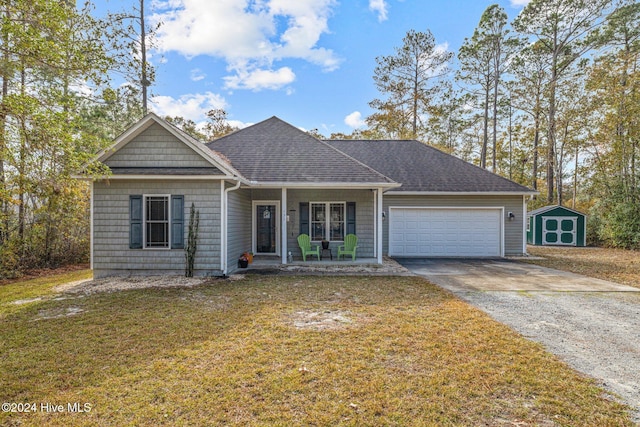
[288,309,355,330]
[57,275,214,295]
[12,297,43,305]
[33,306,84,321]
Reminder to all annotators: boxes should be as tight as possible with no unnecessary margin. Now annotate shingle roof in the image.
[325,139,535,193]
[528,205,585,216]
[207,116,396,185]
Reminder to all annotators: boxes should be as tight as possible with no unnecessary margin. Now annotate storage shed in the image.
[527,205,586,247]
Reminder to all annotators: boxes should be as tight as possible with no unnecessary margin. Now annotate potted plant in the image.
[321,239,329,250]
[243,251,254,264]
[238,254,249,268]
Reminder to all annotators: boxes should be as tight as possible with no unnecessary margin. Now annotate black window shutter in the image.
[171,195,184,249]
[129,195,143,249]
[299,202,309,235]
[346,202,356,235]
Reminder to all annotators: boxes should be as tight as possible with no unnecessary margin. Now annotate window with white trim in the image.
[145,195,169,248]
[310,202,345,241]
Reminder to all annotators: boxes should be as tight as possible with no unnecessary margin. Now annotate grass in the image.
[0,273,633,426]
[525,246,640,289]
[0,269,92,318]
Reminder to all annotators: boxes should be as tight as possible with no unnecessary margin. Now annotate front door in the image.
[255,203,278,254]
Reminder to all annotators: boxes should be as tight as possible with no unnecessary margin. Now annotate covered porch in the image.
[223,186,388,274]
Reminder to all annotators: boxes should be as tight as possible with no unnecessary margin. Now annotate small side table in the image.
[320,248,332,260]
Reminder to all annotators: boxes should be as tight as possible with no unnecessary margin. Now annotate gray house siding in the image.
[93,180,222,277]
[226,187,252,273]
[287,189,375,259]
[104,123,220,171]
[383,195,525,256]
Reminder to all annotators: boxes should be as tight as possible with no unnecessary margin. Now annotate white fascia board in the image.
[94,174,233,181]
[72,173,249,185]
[385,191,539,196]
[246,181,401,189]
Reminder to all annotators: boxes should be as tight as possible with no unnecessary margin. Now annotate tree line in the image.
[0,0,637,277]
[0,1,152,277]
[328,0,639,249]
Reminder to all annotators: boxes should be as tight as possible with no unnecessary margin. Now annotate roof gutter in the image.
[244,181,401,189]
[385,190,539,196]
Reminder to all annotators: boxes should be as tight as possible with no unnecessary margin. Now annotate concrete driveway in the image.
[396,258,639,292]
[395,258,640,422]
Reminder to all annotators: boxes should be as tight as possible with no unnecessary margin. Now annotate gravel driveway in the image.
[397,258,640,423]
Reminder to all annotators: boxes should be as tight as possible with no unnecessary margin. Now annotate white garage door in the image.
[389,208,502,257]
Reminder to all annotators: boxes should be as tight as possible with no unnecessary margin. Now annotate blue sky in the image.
[97,0,530,135]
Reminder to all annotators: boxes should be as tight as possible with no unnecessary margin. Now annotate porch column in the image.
[281,187,288,264]
[377,187,383,264]
[522,195,528,255]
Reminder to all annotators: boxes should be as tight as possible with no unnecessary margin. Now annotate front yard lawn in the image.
[525,246,640,289]
[0,274,633,426]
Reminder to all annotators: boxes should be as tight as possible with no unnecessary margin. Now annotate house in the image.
[82,113,536,278]
[527,205,587,247]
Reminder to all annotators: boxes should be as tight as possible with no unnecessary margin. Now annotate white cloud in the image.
[420,42,451,78]
[151,91,227,120]
[152,0,341,91]
[369,0,388,22]
[345,111,366,128]
[510,0,531,6]
[193,118,252,135]
[190,68,206,82]
[223,66,296,91]
[227,119,252,129]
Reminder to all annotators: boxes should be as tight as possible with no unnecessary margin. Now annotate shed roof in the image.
[528,205,586,217]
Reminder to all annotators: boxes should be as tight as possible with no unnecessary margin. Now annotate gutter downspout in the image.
[221,179,242,276]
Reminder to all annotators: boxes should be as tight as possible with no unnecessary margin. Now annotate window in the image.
[146,196,169,248]
[330,203,345,240]
[310,202,345,241]
[311,203,326,241]
[129,194,184,250]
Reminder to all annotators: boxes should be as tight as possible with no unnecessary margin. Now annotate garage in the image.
[389,207,503,257]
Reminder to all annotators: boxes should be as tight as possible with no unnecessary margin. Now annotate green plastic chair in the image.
[297,234,320,261]
[338,234,358,261]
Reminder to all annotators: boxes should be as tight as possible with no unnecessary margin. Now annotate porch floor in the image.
[237,256,412,276]
[250,256,379,267]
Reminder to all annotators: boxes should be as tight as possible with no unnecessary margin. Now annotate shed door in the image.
[389,208,502,257]
[543,216,577,246]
